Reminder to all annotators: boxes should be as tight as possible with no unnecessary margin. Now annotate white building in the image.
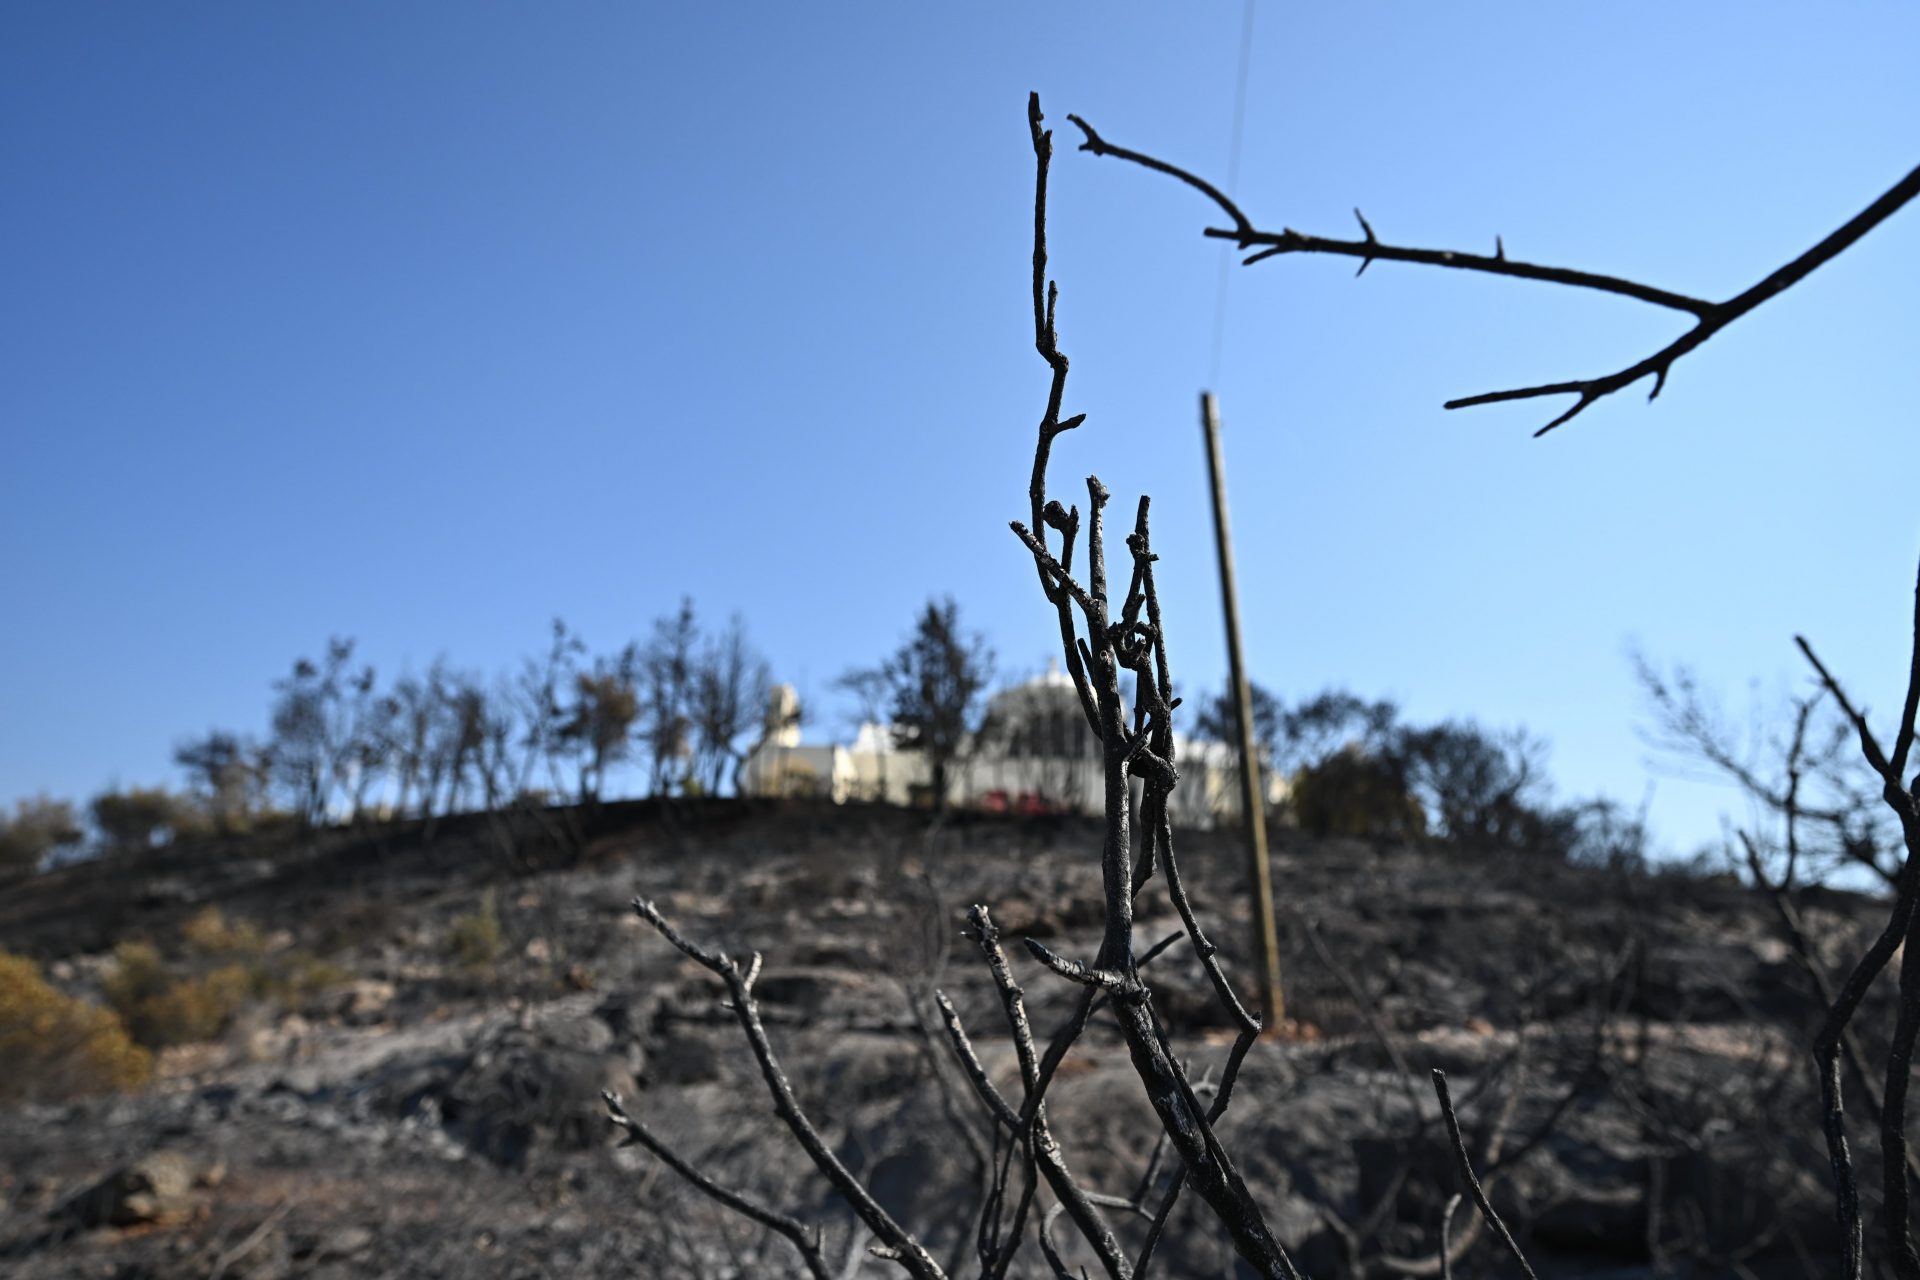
[739,668,1284,829]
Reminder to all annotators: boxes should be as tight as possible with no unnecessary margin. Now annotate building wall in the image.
[738,677,1287,827]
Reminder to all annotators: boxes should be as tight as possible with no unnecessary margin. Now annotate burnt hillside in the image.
[0,803,1892,1278]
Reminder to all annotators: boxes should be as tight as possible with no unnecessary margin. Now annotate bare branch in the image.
[1432,1070,1538,1280]
[604,1090,832,1280]
[1067,112,1255,244]
[1025,94,1299,1280]
[1012,521,1102,624]
[931,991,1020,1132]
[1796,637,1904,794]
[1301,917,1421,1112]
[1894,550,1920,783]
[1229,217,1714,316]
[628,899,947,1279]
[1437,1194,1463,1280]
[1026,92,1104,739]
[1023,936,1143,999]
[1069,111,1920,435]
[962,905,1131,1279]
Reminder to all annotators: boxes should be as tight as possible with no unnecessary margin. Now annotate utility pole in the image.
[1199,391,1285,1030]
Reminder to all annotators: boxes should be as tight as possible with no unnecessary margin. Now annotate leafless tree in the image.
[691,614,772,796]
[512,617,587,805]
[1191,679,1282,765]
[1272,691,1400,778]
[1395,721,1565,855]
[1780,564,1920,1280]
[376,666,441,820]
[437,671,498,814]
[1635,649,1898,888]
[267,637,372,827]
[475,676,520,813]
[644,599,700,797]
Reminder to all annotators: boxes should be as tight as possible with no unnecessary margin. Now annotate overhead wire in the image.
[1206,0,1257,389]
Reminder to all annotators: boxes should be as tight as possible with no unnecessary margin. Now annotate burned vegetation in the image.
[2,95,1919,1280]
[590,97,1920,1279]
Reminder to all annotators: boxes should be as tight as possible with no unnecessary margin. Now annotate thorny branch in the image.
[1067,112,1920,435]
[1006,91,1299,1280]
[604,88,1678,1278]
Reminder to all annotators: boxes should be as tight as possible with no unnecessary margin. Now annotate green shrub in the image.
[0,950,151,1101]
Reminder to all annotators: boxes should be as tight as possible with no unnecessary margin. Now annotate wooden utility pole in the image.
[1199,391,1285,1029]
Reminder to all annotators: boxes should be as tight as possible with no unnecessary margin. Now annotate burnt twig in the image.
[625,899,948,1278]
[604,1090,833,1280]
[1016,93,1300,1280]
[1069,112,1920,436]
[1432,1070,1538,1280]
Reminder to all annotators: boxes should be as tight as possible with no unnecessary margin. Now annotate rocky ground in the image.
[0,802,1893,1278]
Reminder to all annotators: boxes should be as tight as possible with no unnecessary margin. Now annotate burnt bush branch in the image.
[1791,550,1920,1280]
[1006,92,1300,1280]
[1067,112,1920,436]
[603,1090,833,1280]
[624,898,948,1278]
[1432,1071,1538,1280]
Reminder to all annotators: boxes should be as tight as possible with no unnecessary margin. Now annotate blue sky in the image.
[4,4,1917,857]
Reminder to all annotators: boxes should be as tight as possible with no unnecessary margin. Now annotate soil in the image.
[0,801,1890,1277]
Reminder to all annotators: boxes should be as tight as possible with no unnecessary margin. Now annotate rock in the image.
[438,1014,635,1166]
[334,979,396,1023]
[527,1007,614,1054]
[58,1149,197,1228]
[752,969,838,1014]
[311,1224,375,1260]
[647,1021,729,1086]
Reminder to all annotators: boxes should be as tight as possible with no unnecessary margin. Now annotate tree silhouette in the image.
[868,598,994,814]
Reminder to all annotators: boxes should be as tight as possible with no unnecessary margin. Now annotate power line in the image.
[1207,0,1257,389]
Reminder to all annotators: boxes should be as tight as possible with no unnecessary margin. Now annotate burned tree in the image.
[690,614,772,796]
[1635,649,1900,889]
[603,94,1532,1280]
[592,69,1920,1272]
[1786,572,1920,1280]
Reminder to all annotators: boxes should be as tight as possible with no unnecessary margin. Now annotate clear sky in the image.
[4,4,1917,858]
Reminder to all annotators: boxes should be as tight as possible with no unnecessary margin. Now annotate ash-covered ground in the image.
[0,803,1886,1278]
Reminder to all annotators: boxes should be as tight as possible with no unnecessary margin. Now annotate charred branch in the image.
[1067,112,1920,436]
